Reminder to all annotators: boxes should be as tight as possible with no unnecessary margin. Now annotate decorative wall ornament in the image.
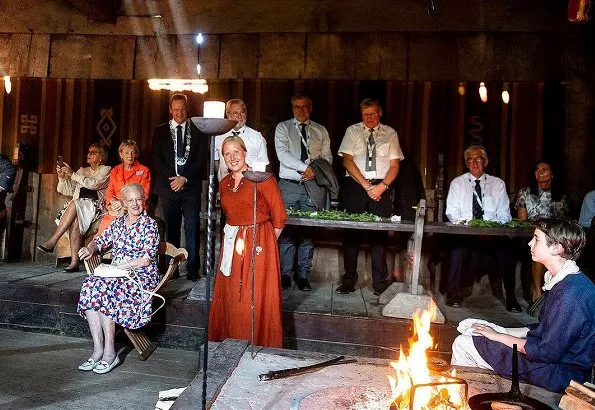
[95,108,117,146]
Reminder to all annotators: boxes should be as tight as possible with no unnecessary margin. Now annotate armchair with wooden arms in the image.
[83,241,188,360]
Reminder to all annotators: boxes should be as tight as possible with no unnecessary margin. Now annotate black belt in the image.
[366,179,384,184]
[281,178,302,185]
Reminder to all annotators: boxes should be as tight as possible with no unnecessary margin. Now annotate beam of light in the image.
[196,33,203,45]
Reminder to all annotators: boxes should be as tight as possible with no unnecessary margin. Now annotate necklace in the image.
[227,178,244,192]
[227,172,247,192]
[169,122,192,166]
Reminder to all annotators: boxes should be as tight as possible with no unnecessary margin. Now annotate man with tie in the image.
[336,99,404,296]
[275,93,332,291]
[445,145,520,312]
[152,94,208,281]
[214,99,269,181]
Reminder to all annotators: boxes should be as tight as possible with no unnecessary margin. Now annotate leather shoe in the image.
[63,266,80,273]
[373,283,390,296]
[37,244,54,254]
[281,275,292,290]
[445,292,462,308]
[335,284,355,294]
[296,278,312,291]
[93,356,120,374]
[78,358,99,371]
[506,298,522,313]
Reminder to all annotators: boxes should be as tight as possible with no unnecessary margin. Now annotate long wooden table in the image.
[285,200,534,296]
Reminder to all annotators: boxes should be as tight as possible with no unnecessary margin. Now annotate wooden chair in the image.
[83,241,188,360]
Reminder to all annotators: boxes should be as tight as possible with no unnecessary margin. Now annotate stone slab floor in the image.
[0,328,198,409]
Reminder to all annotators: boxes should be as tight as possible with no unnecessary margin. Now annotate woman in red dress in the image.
[208,136,287,348]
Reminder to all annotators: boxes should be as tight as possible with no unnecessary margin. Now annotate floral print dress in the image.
[515,187,570,219]
[77,211,160,329]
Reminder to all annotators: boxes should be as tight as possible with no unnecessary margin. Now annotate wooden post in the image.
[410,199,426,295]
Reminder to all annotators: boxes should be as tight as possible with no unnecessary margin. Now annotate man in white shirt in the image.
[336,99,404,296]
[214,99,269,181]
[275,93,332,291]
[445,145,520,312]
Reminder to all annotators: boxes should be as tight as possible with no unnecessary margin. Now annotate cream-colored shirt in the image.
[338,122,404,180]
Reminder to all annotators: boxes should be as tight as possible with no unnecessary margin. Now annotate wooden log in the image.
[559,394,595,410]
[569,380,595,400]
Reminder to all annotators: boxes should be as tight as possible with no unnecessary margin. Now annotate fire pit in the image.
[386,302,468,410]
[170,340,561,410]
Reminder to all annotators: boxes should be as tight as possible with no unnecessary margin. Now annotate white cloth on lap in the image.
[457,318,507,336]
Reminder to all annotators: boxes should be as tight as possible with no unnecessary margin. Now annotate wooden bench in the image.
[83,241,188,360]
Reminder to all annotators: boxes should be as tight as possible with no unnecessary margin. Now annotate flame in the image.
[387,301,465,409]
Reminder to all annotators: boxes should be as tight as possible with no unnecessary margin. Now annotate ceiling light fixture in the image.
[147,33,208,94]
[501,82,510,104]
[3,76,11,94]
[479,82,488,103]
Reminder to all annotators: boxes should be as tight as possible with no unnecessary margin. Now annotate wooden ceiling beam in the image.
[62,0,118,24]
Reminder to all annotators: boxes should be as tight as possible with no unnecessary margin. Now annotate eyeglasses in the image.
[227,110,246,116]
[292,104,311,110]
[466,156,484,163]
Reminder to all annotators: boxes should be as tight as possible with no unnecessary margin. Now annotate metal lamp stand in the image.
[241,170,273,358]
[190,117,237,410]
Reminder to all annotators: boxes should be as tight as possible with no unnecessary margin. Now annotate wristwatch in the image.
[382,181,389,190]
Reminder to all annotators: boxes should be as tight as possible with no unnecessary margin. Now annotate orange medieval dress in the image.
[208,174,287,348]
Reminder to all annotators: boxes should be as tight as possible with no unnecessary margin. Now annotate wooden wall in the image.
[0,77,562,202]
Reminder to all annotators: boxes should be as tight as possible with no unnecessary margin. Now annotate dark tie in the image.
[176,125,184,175]
[473,179,484,219]
[176,125,184,159]
[232,130,240,137]
[300,123,308,162]
[365,128,376,172]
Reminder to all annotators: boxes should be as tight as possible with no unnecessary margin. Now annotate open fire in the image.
[387,301,467,410]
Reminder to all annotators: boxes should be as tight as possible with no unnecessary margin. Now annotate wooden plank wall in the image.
[1,78,558,199]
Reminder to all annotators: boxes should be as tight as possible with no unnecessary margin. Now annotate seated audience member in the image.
[77,183,160,374]
[579,189,595,228]
[208,136,287,347]
[515,160,569,304]
[37,144,111,272]
[445,145,520,312]
[96,140,151,234]
[451,218,595,394]
[214,98,269,181]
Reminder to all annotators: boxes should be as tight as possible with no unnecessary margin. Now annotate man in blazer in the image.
[152,94,208,281]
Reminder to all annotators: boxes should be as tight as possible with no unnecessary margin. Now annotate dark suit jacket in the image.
[151,121,208,196]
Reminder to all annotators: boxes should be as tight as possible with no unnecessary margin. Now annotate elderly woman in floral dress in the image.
[77,183,159,374]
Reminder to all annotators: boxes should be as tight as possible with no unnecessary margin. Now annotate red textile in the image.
[208,175,287,348]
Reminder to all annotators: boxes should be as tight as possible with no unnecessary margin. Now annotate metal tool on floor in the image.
[258,355,357,381]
